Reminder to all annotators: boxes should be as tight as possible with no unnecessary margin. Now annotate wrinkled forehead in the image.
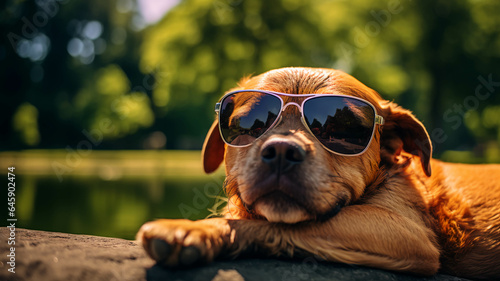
[233,68,383,110]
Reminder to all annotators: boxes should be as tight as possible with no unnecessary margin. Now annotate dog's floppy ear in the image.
[380,102,432,177]
[202,121,225,173]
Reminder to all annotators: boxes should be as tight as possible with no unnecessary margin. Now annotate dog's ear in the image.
[202,121,225,173]
[380,102,432,177]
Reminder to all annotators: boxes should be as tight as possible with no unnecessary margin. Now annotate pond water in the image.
[2,150,227,240]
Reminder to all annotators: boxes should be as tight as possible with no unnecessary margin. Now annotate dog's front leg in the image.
[137,205,439,275]
[227,205,440,275]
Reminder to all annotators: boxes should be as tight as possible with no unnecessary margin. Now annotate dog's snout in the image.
[261,138,306,172]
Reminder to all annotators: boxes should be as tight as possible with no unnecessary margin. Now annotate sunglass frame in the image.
[215,90,385,156]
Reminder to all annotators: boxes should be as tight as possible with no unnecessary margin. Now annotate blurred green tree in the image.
[142,0,500,158]
[0,0,152,149]
[1,0,499,161]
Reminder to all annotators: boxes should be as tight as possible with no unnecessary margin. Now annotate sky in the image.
[137,0,180,24]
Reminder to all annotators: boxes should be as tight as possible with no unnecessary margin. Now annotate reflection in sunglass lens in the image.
[303,96,375,154]
[219,92,281,145]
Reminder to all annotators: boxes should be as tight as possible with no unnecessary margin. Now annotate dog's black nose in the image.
[261,138,306,173]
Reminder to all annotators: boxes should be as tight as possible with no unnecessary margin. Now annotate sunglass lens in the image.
[303,96,375,154]
[219,92,281,145]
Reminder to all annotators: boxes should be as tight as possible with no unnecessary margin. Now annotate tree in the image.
[141,0,500,157]
[0,0,153,149]
[1,0,499,159]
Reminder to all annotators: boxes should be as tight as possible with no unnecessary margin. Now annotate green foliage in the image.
[96,65,131,96]
[1,0,499,160]
[1,0,147,149]
[140,0,500,157]
[12,103,40,146]
[74,64,154,138]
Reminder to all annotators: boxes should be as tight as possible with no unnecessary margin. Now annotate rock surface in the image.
[0,228,470,281]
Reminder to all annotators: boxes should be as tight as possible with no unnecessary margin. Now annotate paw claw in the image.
[179,245,201,266]
[150,239,172,262]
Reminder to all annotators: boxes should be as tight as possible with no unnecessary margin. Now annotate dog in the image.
[137,67,500,280]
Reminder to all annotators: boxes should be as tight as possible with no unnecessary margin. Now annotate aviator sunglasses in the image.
[215,90,385,156]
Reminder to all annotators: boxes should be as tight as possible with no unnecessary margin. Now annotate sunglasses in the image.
[215,90,385,156]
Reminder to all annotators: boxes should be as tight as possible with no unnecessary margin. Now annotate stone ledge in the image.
[0,228,469,281]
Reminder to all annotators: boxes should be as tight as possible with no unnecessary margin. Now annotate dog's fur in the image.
[137,68,500,280]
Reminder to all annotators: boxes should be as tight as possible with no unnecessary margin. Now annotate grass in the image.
[0,150,225,178]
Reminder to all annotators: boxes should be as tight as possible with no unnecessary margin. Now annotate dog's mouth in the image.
[245,189,346,224]
[238,165,348,224]
[250,190,313,223]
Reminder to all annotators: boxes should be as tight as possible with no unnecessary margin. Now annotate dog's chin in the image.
[252,192,314,224]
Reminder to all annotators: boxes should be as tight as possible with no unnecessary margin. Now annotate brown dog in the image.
[137,67,500,280]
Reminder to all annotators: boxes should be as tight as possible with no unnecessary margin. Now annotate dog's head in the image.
[202,67,432,224]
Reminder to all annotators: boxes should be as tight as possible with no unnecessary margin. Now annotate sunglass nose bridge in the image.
[274,102,303,129]
[268,102,300,130]
[281,102,302,112]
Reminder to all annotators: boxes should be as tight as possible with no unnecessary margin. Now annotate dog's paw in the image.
[136,219,229,267]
